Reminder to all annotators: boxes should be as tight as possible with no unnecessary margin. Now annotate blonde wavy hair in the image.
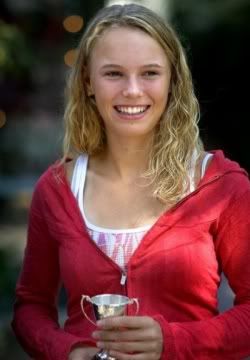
[63,4,203,204]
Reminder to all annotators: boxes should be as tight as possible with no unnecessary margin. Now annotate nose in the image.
[122,76,143,98]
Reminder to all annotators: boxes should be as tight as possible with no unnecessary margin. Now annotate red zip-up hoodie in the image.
[12,150,250,359]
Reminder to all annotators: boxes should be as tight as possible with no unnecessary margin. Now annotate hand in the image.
[68,346,99,360]
[92,316,163,360]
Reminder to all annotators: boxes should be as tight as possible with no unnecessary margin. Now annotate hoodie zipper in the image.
[81,226,129,292]
[120,272,127,286]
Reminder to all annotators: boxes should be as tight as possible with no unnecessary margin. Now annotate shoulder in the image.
[63,153,89,183]
[28,159,74,216]
[33,154,89,198]
[32,159,70,199]
[63,158,76,184]
[207,151,250,218]
[207,150,249,189]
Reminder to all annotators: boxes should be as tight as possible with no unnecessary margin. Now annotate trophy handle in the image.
[129,298,139,315]
[80,295,96,326]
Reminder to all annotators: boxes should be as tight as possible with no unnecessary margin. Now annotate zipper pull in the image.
[120,272,127,285]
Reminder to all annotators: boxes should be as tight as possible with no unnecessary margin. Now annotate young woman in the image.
[12,4,250,360]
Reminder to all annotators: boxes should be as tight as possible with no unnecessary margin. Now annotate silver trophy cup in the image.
[81,294,139,360]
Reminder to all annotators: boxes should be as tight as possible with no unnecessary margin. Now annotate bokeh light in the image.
[64,49,78,67]
[63,15,84,33]
[0,110,6,128]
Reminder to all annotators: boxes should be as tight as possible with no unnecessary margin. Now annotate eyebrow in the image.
[100,63,165,69]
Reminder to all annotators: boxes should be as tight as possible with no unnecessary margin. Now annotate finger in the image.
[108,350,157,360]
[93,327,158,342]
[97,316,154,329]
[96,340,160,354]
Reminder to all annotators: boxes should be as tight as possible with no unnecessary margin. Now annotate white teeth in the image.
[116,106,148,114]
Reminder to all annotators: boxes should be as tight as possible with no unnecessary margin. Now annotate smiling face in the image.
[87,26,171,142]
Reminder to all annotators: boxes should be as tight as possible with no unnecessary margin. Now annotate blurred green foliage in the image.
[0,248,19,313]
[0,20,33,77]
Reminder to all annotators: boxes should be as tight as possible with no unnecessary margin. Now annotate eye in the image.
[104,71,123,78]
[143,71,159,77]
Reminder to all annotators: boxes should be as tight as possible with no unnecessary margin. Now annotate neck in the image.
[99,135,153,182]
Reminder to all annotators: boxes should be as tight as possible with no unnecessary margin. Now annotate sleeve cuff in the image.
[152,314,176,360]
[44,331,96,360]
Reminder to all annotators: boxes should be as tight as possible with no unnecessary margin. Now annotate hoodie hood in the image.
[200,150,248,185]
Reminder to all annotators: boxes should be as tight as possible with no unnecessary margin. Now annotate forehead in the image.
[89,26,169,68]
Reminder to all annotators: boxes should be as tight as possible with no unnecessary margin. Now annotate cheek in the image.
[146,81,170,104]
[94,93,114,121]
[94,81,119,103]
[154,90,170,111]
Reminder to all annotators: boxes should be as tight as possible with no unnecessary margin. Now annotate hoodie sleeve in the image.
[154,188,250,360]
[12,175,94,360]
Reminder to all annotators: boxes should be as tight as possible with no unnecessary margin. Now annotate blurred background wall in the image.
[0,0,249,358]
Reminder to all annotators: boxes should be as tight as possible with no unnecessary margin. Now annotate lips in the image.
[115,105,150,114]
[114,105,150,120]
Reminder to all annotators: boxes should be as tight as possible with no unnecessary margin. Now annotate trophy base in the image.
[94,350,116,360]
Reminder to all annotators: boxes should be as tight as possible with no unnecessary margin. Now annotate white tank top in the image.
[71,153,213,271]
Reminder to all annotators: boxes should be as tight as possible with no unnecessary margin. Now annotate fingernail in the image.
[96,320,104,327]
[92,331,99,339]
